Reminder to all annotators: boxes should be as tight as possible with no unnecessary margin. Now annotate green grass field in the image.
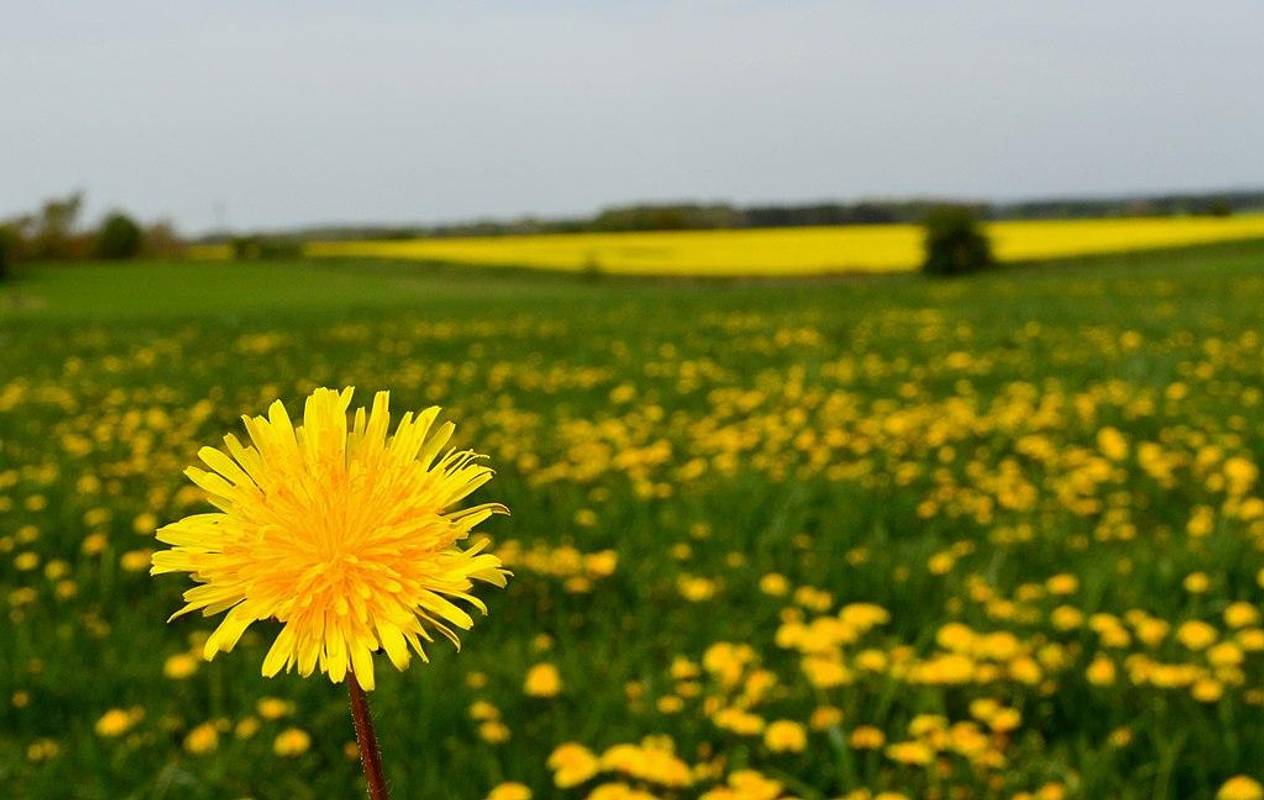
[2,243,1264,800]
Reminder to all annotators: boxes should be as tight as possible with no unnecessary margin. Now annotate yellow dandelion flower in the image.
[759,572,789,596]
[468,700,500,721]
[95,707,143,738]
[1225,603,1260,629]
[120,549,153,573]
[1184,572,1211,594]
[1108,726,1133,747]
[81,532,109,556]
[151,388,509,690]
[809,705,843,730]
[256,696,294,720]
[1087,655,1117,686]
[849,725,886,749]
[1219,776,1264,800]
[525,662,563,697]
[764,720,807,753]
[886,740,934,766]
[479,720,511,743]
[235,717,260,739]
[487,783,532,800]
[163,652,200,680]
[1177,620,1219,651]
[133,512,158,535]
[273,727,311,757]
[183,722,220,755]
[27,738,60,762]
[657,694,685,714]
[548,742,601,788]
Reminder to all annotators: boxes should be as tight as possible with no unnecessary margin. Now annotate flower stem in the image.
[348,674,390,800]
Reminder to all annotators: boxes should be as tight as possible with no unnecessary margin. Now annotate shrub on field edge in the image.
[231,235,303,260]
[0,224,16,281]
[1206,198,1232,218]
[96,212,144,259]
[921,205,992,276]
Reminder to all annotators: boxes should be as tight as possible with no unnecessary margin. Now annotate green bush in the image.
[0,225,14,281]
[230,236,302,260]
[921,205,992,276]
[96,212,143,259]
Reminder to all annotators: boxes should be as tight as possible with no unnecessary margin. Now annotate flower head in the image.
[152,387,509,690]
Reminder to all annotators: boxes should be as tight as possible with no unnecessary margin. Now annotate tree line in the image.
[0,192,182,280]
[264,190,1258,243]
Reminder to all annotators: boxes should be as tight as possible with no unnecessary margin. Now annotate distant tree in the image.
[29,192,86,260]
[140,220,185,258]
[0,224,15,282]
[1206,198,1233,218]
[921,205,992,276]
[96,212,144,259]
[592,204,742,232]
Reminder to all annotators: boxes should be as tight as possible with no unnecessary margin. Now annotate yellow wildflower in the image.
[150,388,509,690]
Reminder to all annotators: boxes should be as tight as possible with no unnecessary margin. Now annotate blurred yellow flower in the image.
[486,782,532,800]
[1045,574,1079,595]
[162,653,199,680]
[758,573,789,596]
[235,717,260,739]
[1177,620,1219,650]
[849,725,886,749]
[256,697,294,720]
[95,707,142,738]
[14,552,39,571]
[548,742,600,788]
[469,700,500,721]
[26,738,60,762]
[525,663,563,697]
[479,720,511,743]
[1087,655,1117,686]
[273,727,311,757]
[120,549,152,572]
[1218,776,1264,800]
[1224,603,1260,629]
[764,720,807,753]
[1184,572,1211,594]
[133,512,158,535]
[183,722,219,755]
[657,695,685,714]
[810,706,843,730]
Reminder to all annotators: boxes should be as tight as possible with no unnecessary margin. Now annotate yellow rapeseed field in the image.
[237,214,1264,276]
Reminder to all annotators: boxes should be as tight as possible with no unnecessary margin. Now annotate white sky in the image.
[3,1,1262,233]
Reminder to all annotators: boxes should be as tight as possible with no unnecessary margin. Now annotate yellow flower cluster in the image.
[496,539,618,593]
[6,252,1264,798]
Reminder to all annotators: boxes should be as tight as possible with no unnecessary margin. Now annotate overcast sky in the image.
[3,1,1262,233]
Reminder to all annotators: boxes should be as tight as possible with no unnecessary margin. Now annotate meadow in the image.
[2,242,1264,800]
[243,214,1264,276]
